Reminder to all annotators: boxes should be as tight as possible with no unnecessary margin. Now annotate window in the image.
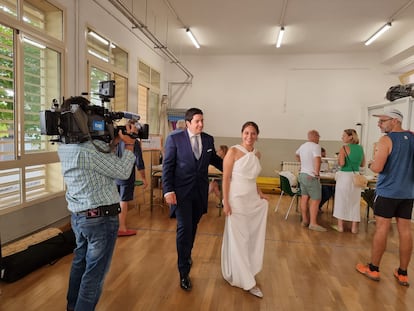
[90,66,111,106]
[87,29,128,113]
[23,36,61,154]
[87,30,110,63]
[89,68,127,112]
[0,24,14,161]
[0,0,64,213]
[112,46,127,73]
[23,0,63,41]
[138,61,160,134]
[151,69,160,89]
[113,73,127,112]
[0,0,17,18]
[138,84,148,123]
[87,28,128,72]
[139,61,150,85]
[25,163,63,202]
[0,168,20,208]
[148,91,159,134]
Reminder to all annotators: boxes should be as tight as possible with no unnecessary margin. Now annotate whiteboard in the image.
[142,135,163,150]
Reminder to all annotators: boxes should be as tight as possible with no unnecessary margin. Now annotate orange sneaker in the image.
[393,269,409,287]
[355,263,380,281]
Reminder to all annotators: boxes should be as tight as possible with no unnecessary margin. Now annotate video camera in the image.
[40,80,149,145]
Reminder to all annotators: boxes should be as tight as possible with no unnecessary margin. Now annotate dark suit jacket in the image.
[162,130,223,217]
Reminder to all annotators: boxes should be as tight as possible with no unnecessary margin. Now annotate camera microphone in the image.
[121,111,140,120]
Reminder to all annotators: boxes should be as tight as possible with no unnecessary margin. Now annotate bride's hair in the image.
[241,121,259,134]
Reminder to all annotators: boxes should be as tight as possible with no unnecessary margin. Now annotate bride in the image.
[221,121,269,298]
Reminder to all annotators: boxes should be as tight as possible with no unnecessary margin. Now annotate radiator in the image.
[281,161,301,175]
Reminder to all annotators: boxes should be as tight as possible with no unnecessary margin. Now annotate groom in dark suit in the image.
[162,108,223,291]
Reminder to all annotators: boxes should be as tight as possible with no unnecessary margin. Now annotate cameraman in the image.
[57,96,137,311]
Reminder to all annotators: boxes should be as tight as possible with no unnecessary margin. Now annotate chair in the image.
[274,174,301,220]
[150,170,167,212]
[361,188,375,223]
[134,180,146,213]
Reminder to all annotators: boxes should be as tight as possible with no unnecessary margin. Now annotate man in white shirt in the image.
[295,130,326,232]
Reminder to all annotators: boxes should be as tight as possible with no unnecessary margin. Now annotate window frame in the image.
[138,60,160,135]
[0,0,66,215]
[86,26,129,117]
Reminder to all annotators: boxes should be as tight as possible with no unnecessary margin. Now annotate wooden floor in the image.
[1,194,413,311]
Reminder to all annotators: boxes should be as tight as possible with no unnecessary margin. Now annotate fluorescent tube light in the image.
[276,26,285,48]
[23,37,46,49]
[365,22,391,46]
[186,28,200,49]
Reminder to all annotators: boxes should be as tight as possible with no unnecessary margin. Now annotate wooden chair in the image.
[134,180,146,213]
[150,170,167,212]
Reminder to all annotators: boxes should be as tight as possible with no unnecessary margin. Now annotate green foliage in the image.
[0,24,14,138]
[0,24,47,144]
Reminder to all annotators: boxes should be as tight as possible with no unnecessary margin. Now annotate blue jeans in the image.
[67,213,119,311]
[319,185,335,208]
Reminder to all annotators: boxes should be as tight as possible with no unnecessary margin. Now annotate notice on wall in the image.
[142,135,162,150]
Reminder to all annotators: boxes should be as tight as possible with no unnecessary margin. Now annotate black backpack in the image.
[386,83,414,101]
[0,229,75,282]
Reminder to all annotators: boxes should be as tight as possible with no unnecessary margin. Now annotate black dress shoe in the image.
[188,258,193,267]
[180,275,192,291]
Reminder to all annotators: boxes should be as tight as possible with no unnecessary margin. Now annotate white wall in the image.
[167,53,398,141]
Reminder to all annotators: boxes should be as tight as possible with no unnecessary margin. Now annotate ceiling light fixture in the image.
[186,28,200,49]
[275,0,289,48]
[276,26,285,48]
[365,22,392,46]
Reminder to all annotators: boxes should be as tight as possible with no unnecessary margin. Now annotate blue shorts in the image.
[298,173,321,200]
[373,195,413,219]
[117,183,134,202]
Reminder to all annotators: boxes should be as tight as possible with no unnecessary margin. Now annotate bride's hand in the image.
[260,194,269,200]
[223,204,232,216]
[258,191,269,201]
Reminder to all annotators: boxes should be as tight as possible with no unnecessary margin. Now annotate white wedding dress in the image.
[221,145,268,290]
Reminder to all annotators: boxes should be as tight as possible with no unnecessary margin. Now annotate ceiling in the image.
[166,0,414,56]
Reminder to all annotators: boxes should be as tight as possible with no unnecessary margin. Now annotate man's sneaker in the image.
[355,263,380,281]
[393,269,409,287]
